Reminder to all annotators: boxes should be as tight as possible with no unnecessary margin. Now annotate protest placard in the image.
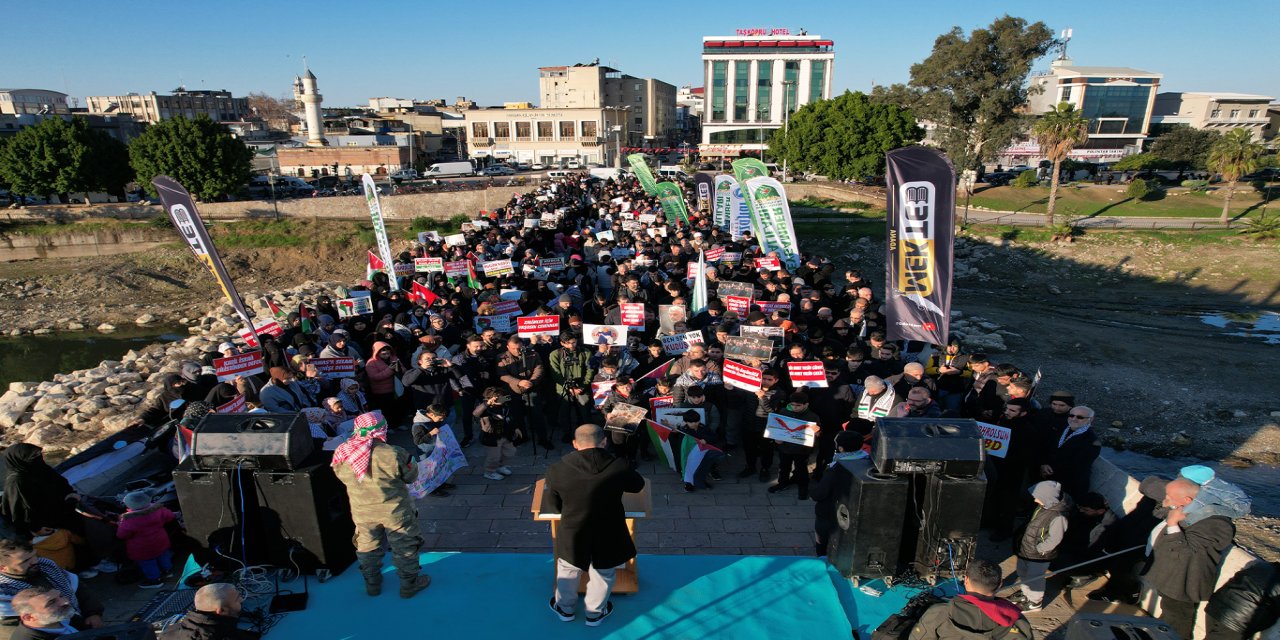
[649,395,674,416]
[481,259,514,277]
[764,413,819,447]
[444,233,466,247]
[414,257,444,273]
[754,257,782,271]
[237,319,283,348]
[491,300,522,316]
[444,260,470,277]
[215,394,246,414]
[721,251,742,264]
[596,230,615,242]
[723,359,763,392]
[787,361,828,388]
[393,262,415,276]
[620,303,646,328]
[417,231,442,244]
[499,289,523,300]
[408,426,469,498]
[605,403,648,435]
[523,218,539,228]
[740,324,786,350]
[583,324,627,346]
[658,305,687,335]
[538,257,564,271]
[621,220,640,231]
[716,281,754,301]
[474,315,513,333]
[977,422,1011,459]
[591,381,615,407]
[724,335,774,361]
[705,246,726,262]
[723,295,751,316]
[686,262,700,280]
[472,218,490,228]
[756,300,792,316]
[311,357,358,378]
[516,315,560,339]
[336,296,374,319]
[214,350,264,382]
[661,330,704,355]
[654,407,705,431]
[638,213,658,224]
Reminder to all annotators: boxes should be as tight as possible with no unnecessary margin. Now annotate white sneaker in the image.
[484,472,505,481]
[496,466,513,476]
[92,560,119,574]
[78,569,99,579]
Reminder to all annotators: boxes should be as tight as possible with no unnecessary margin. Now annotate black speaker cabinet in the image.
[252,463,356,575]
[172,458,269,567]
[912,471,987,580]
[872,418,985,477]
[192,412,314,471]
[826,457,910,580]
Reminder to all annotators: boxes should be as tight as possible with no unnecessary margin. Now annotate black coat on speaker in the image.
[826,457,910,580]
[872,418,985,477]
[192,412,314,471]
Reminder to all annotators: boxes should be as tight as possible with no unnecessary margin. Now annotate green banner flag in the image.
[627,153,660,195]
[654,181,690,224]
[745,176,801,268]
[731,158,771,185]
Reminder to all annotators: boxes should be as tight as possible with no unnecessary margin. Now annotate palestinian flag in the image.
[367,250,385,281]
[299,302,314,333]
[646,420,679,473]
[411,281,439,307]
[466,261,481,290]
[639,359,673,381]
[263,297,287,321]
[681,438,722,486]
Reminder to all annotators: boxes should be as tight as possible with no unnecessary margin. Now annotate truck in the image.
[423,161,475,178]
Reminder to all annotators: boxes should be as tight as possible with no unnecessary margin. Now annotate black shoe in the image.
[758,468,771,482]
[798,487,809,500]
[737,467,757,478]
[440,482,457,490]
[549,597,574,622]
[1016,599,1043,613]
[459,436,473,448]
[1068,574,1099,590]
[767,482,792,494]
[709,470,723,481]
[684,483,696,493]
[538,439,555,450]
[428,488,450,497]
[585,601,614,627]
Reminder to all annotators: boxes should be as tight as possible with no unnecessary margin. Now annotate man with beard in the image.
[11,588,82,639]
[0,540,102,628]
[987,398,1037,541]
[450,334,493,447]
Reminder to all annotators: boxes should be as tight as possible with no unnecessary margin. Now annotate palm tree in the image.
[1207,128,1263,225]
[1031,102,1089,227]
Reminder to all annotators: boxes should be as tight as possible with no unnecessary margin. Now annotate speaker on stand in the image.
[825,457,911,583]
[172,458,269,569]
[910,471,987,584]
[252,463,356,576]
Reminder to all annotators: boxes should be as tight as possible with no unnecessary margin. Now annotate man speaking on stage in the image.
[542,424,646,627]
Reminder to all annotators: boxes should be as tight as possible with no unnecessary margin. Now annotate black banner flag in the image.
[884,146,954,346]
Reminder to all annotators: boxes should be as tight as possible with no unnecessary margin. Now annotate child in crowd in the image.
[474,388,522,481]
[30,526,88,576]
[115,491,176,588]
[410,404,458,497]
[1013,480,1069,612]
[679,409,724,493]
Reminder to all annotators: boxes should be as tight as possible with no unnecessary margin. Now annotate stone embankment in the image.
[0,281,344,457]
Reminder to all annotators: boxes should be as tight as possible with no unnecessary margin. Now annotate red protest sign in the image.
[649,395,674,416]
[516,315,560,338]
[686,262,699,280]
[723,358,763,392]
[237,319,283,348]
[214,350,264,382]
[491,300,521,316]
[215,394,246,414]
[754,257,781,271]
[724,295,751,316]
[787,361,829,388]
[414,257,444,272]
[620,302,646,328]
[312,357,358,378]
[444,260,470,277]
[705,246,725,262]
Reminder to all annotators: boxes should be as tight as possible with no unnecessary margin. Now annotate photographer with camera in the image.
[473,387,524,481]
[550,332,595,439]
[497,335,551,450]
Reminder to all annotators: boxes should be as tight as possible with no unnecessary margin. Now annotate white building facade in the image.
[699,32,834,158]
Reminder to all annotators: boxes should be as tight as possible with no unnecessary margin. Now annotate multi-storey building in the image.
[1152,92,1274,141]
[85,88,249,124]
[538,62,676,148]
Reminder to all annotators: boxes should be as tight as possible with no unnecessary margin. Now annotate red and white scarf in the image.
[332,411,388,481]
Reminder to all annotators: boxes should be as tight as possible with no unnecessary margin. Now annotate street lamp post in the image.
[781,80,796,182]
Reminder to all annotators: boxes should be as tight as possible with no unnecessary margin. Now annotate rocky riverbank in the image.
[0,281,344,458]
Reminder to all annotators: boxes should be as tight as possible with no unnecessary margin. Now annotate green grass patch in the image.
[794,220,882,241]
[212,220,309,248]
[971,184,1268,219]
[0,219,157,237]
[962,224,1266,247]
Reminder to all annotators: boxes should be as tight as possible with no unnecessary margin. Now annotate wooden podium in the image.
[530,478,652,594]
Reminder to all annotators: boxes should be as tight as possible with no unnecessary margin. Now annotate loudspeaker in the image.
[872,418,985,477]
[826,457,910,579]
[64,622,157,639]
[1064,614,1180,640]
[192,412,315,471]
[912,472,987,580]
[252,463,356,575]
[173,459,269,567]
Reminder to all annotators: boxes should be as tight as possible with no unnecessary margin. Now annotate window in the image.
[635,95,642,103]
[493,122,510,140]
[634,117,642,126]
[1249,109,1260,118]
[755,61,772,122]
[1230,109,1241,119]
[471,122,489,138]
[809,60,825,103]
[537,121,553,140]
[515,122,531,141]
[711,61,727,121]
[634,83,641,91]
[1060,85,1073,102]
[784,61,800,114]
[558,121,575,139]
[581,121,598,138]
[709,128,775,144]
[1080,85,1151,135]
[1211,109,1221,118]
[734,61,750,121]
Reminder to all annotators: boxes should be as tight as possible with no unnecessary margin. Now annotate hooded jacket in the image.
[364,341,402,396]
[911,594,1032,640]
[1018,481,1069,561]
[539,447,646,570]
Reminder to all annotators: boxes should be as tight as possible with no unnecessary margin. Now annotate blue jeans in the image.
[136,550,172,581]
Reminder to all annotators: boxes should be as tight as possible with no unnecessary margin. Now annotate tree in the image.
[1111,153,1168,175]
[246,92,299,132]
[1207,128,1263,224]
[129,115,253,201]
[1149,125,1221,173]
[0,116,134,203]
[768,91,923,181]
[1031,102,1088,226]
[871,16,1055,176]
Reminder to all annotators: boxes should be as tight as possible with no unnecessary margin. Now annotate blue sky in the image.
[7,1,1276,108]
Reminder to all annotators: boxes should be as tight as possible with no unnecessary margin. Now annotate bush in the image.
[1181,179,1210,192]
[409,216,433,232]
[1127,178,1155,200]
[1237,211,1280,240]
[1250,180,1267,193]
[1012,170,1040,188]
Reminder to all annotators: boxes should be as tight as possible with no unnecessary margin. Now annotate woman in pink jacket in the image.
[116,491,176,588]
[365,341,406,426]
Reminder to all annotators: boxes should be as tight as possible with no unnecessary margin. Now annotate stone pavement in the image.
[412,437,818,558]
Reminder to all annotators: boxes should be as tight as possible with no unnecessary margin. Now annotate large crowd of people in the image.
[0,169,1270,637]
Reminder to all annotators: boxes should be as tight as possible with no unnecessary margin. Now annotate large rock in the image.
[135,314,157,325]
[0,391,37,429]
[97,323,116,332]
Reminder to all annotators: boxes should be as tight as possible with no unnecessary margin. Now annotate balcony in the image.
[472,138,494,147]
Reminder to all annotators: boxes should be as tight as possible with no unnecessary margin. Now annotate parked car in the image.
[531,163,547,171]
[984,172,1016,186]
[566,160,583,169]
[390,169,419,180]
[515,162,532,171]
[480,166,516,176]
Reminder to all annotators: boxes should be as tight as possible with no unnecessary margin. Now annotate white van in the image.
[547,170,579,179]
[657,166,691,182]
[589,168,624,181]
[423,161,475,178]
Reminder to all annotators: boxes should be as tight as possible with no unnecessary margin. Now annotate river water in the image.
[1103,448,1280,518]
[0,326,186,389]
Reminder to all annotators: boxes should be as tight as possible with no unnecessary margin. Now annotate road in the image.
[795,209,1234,229]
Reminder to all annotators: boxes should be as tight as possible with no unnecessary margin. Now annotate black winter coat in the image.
[158,610,249,640]
[1206,561,1280,634]
[1142,515,1236,602]
[540,447,645,570]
